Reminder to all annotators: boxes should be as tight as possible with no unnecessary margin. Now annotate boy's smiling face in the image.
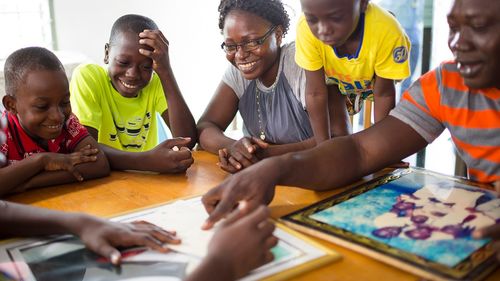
[300,0,367,47]
[106,31,154,98]
[4,70,71,140]
[447,0,500,89]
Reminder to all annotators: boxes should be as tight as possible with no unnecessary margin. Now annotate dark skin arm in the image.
[197,81,242,154]
[327,84,352,137]
[0,136,109,196]
[202,116,428,228]
[278,116,427,188]
[373,76,397,123]
[138,29,197,149]
[86,126,193,173]
[0,200,180,265]
[305,68,331,144]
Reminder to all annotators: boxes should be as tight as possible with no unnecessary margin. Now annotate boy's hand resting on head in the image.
[473,181,500,261]
[74,215,180,265]
[202,159,279,230]
[40,144,99,181]
[204,205,278,280]
[146,137,194,173]
[138,29,171,75]
[218,137,268,173]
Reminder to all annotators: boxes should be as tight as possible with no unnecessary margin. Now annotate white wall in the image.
[430,0,454,68]
[52,0,302,120]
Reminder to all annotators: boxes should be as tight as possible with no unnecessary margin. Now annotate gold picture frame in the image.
[281,168,499,281]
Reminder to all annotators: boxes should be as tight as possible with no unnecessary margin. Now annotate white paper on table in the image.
[117,198,217,258]
[111,197,330,281]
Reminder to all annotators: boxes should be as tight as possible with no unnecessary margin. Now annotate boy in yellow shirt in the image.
[296,0,410,143]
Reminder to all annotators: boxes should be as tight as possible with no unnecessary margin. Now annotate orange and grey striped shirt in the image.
[390,61,500,184]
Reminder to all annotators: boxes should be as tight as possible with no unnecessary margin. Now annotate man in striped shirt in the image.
[202,0,500,259]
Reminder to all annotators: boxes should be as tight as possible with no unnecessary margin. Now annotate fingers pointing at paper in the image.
[206,206,278,280]
[201,159,279,230]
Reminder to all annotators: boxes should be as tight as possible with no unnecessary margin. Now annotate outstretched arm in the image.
[278,116,427,189]
[202,116,428,228]
[138,29,197,148]
[0,201,180,264]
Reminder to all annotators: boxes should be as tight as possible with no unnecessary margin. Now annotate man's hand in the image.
[202,158,279,229]
[206,205,278,280]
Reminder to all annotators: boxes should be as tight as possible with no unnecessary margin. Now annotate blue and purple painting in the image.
[310,172,500,267]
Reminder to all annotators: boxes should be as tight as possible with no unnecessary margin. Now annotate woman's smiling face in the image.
[222,10,281,83]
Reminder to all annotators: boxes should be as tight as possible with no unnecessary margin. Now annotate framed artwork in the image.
[281,168,499,281]
[0,197,340,281]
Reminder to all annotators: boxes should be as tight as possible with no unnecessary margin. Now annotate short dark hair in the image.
[218,0,290,37]
[4,47,64,96]
[109,14,158,45]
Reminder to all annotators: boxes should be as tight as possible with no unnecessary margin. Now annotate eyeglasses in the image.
[221,26,277,55]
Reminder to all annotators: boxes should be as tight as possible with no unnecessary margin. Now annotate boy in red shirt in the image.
[0,47,109,196]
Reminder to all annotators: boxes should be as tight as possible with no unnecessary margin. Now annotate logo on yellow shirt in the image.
[393,46,408,63]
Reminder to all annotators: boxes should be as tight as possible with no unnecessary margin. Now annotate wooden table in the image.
[6,151,499,281]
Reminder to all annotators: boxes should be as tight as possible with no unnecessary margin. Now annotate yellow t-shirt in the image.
[69,64,167,152]
[295,2,410,100]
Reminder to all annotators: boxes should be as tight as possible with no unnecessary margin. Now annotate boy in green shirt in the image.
[70,14,197,173]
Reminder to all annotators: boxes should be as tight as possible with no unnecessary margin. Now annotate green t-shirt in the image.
[70,63,167,152]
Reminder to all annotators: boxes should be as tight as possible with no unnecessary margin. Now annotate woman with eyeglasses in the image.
[197,0,351,173]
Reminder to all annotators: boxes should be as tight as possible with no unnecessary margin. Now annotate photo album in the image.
[281,168,499,281]
[0,197,340,281]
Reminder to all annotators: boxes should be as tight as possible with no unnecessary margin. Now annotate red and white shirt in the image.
[0,111,89,165]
